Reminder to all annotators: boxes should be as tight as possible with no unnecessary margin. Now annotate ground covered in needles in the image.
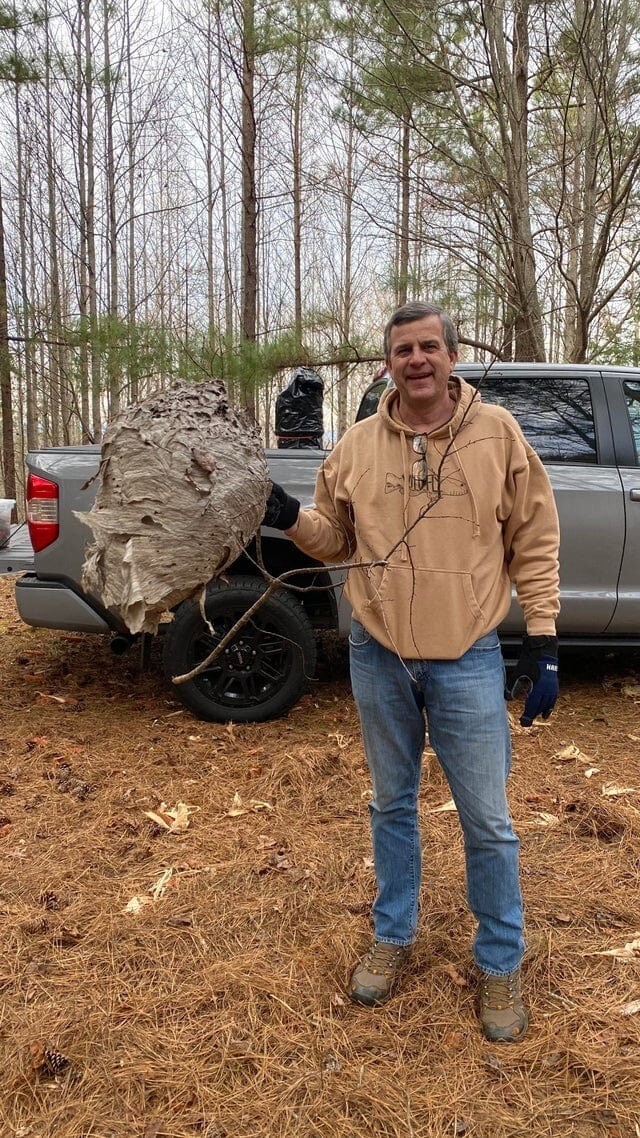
[1,576,640,1138]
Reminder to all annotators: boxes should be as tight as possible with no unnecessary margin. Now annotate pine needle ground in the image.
[1,579,640,1138]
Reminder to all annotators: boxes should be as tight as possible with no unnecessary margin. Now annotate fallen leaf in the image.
[122,896,152,915]
[36,692,79,707]
[144,802,197,832]
[428,798,457,814]
[328,733,351,749]
[442,963,468,988]
[584,767,600,778]
[225,722,236,740]
[590,935,640,960]
[362,856,375,869]
[627,735,640,743]
[150,867,173,900]
[226,792,247,817]
[602,784,637,798]
[622,686,640,699]
[619,998,640,1016]
[553,743,592,764]
[520,812,560,828]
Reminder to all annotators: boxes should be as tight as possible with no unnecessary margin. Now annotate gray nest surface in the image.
[77,381,270,634]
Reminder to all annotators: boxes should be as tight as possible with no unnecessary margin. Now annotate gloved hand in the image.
[263,482,300,531]
[506,634,559,727]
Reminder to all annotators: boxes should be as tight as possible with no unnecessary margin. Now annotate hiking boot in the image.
[348,940,412,1007]
[479,968,528,1043]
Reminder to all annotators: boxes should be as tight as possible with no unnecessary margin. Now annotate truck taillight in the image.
[27,473,59,552]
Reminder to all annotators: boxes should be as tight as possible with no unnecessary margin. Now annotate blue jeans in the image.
[349,620,524,975]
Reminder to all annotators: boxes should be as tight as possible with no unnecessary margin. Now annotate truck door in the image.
[604,375,640,636]
[469,369,624,635]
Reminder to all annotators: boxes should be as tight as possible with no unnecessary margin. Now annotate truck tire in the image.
[163,575,317,723]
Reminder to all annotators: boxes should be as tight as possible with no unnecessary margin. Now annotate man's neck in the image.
[395,392,456,434]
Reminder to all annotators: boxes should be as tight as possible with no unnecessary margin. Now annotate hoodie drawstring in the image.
[448,424,481,538]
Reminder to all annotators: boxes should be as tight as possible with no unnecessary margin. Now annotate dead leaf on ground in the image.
[589,935,640,960]
[584,767,600,778]
[553,744,592,764]
[442,963,468,988]
[520,812,560,828]
[225,793,272,818]
[601,784,637,798]
[428,798,457,814]
[36,692,79,708]
[144,802,198,832]
[122,895,153,915]
[619,998,640,1016]
[622,686,640,699]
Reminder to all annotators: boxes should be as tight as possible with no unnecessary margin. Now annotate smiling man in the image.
[263,301,561,1042]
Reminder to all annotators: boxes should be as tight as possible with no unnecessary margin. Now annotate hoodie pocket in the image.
[371,565,485,658]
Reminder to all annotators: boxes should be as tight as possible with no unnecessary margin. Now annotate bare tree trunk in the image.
[240,0,257,417]
[292,0,304,349]
[205,3,216,347]
[83,0,101,436]
[13,22,37,450]
[124,0,138,405]
[217,4,233,349]
[74,4,91,442]
[44,6,63,444]
[483,0,546,360]
[337,46,355,438]
[0,181,16,501]
[397,112,410,306]
[103,0,120,417]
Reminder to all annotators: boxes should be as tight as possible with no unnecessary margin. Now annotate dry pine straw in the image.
[1,579,640,1138]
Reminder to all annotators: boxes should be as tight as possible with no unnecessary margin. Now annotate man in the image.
[264,301,560,1042]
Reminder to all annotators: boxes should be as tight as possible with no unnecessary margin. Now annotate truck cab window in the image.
[623,381,640,463]
[356,380,390,421]
[477,378,598,463]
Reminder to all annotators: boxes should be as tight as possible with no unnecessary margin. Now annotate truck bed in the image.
[0,524,34,575]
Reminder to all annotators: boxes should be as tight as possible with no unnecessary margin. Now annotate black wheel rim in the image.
[187,606,297,711]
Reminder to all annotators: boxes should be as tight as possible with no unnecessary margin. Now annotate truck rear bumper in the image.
[15,575,111,633]
[0,524,35,574]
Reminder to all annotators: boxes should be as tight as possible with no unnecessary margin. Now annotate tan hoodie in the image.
[293,378,560,659]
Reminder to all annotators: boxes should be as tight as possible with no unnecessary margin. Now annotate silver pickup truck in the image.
[2,363,640,723]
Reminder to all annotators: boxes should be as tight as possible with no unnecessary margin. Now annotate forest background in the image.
[1,0,640,506]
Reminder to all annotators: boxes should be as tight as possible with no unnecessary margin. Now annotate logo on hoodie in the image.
[385,434,468,499]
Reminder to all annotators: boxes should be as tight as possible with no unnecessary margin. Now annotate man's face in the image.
[386,314,458,413]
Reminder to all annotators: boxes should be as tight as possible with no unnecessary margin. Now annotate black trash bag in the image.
[275,368,323,449]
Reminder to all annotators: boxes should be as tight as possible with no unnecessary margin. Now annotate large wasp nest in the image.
[78,381,270,634]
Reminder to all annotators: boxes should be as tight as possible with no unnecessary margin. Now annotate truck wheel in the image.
[163,575,317,723]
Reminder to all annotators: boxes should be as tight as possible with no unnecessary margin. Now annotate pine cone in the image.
[42,1048,70,1076]
[39,891,60,911]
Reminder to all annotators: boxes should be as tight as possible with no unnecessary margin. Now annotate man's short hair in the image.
[384,302,458,359]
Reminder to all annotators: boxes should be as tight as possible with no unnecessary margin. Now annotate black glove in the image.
[506,634,559,727]
[263,482,300,531]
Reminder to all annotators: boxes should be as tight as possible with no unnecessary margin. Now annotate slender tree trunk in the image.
[83,0,101,435]
[13,28,37,450]
[217,4,233,349]
[124,0,138,404]
[0,181,16,502]
[484,0,546,360]
[337,47,355,438]
[74,5,91,441]
[240,0,257,417]
[103,0,120,416]
[44,7,63,445]
[292,0,304,349]
[397,111,411,306]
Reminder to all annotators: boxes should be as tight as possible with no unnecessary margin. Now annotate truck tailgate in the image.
[0,524,35,575]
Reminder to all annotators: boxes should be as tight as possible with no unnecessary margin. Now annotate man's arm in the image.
[502,432,561,725]
[264,448,356,564]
